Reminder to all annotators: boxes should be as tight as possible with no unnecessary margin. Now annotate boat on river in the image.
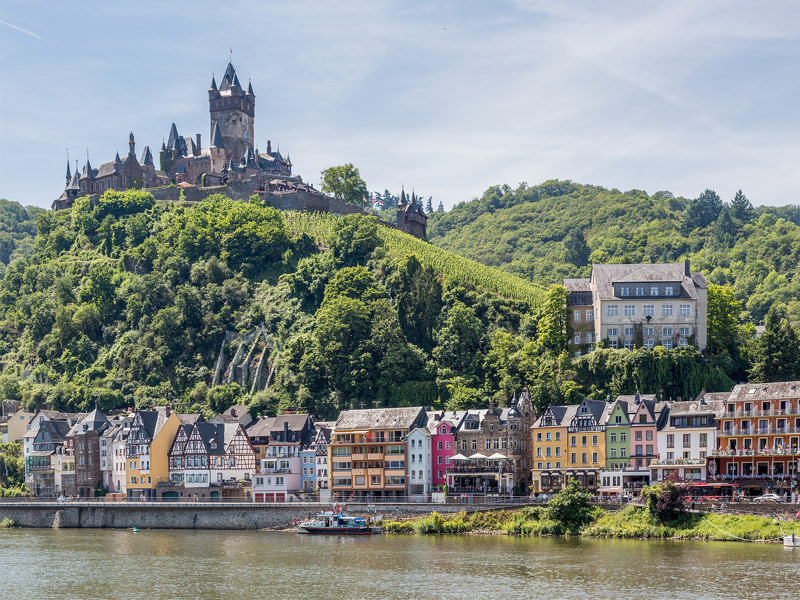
[295,510,381,535]
[784,533,799,548]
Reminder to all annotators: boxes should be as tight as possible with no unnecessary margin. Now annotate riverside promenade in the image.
[0,499,530,529]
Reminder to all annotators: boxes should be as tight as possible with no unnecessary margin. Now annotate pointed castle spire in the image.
[211,121,224,148]
[210,74,218,91]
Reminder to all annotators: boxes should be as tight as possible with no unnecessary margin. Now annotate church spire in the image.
[210,74,217,91]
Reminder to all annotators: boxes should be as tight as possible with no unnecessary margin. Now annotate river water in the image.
[1,529,798,599]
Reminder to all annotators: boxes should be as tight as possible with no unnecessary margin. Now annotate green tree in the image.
[729,189,754,223]
[433,301,485,375]
[563,229,590,267]
[329,214,381,266]
[707,284,742,356]
[390,254,443,353]
[712,205,737,247]
[545,478,596,533]
[320,164,369,207]
[536,285,571,354]
[749,306,800,382]
[425,197,433,214]
[680,189,723,235]
[437,201,445,213]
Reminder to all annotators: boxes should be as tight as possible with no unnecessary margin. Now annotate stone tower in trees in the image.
[208,62,255,163]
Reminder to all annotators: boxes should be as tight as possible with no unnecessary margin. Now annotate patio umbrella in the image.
[487,453,508,460]
[469,453,488,460]
[450,453,469,461]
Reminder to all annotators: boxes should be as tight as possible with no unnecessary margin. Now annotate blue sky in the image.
[1,0,798,209]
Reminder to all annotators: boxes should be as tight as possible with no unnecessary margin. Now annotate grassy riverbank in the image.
[382,506,800,543]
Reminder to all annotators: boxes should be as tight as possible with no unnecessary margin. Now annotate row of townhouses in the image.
[11,382,800,502]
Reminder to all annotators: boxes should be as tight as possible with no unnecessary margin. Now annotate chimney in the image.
[606,394,611,402]
[166,404,171,417]
[684,258,691,276]
[634,392,640,405]
[196,134,201,154]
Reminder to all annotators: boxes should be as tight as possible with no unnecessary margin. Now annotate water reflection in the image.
[1,529,798,600]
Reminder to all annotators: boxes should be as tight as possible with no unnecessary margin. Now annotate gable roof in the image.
[591,263,707,300]
[727,381,800,402]
[336,406,426,431]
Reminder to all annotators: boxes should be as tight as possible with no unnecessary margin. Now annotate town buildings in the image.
[711,382,800,497]
[565,260,708,356]
[329,406,428,499]
[407,427,433,498]
[427,410,466,488]
[4,408,35,443]
[250,414,314,502]
[166,421,256,501]
[125,407,181,500]
[650,394,725,483]
[64,407,111,498]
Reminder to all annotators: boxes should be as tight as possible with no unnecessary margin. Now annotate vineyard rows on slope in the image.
[282,211,544,307]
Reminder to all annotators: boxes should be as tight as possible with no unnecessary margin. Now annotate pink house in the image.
[428,411,466,488]
[628,396,660,470]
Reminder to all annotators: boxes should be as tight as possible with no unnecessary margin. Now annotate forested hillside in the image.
[427,181,800,324]
[0,191,750,419]
[0,199,42,279]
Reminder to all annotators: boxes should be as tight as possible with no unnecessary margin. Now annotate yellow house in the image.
[565,399,607,489]
[531,405,573,493]
[125,407,181,500]
[6,409,35,443]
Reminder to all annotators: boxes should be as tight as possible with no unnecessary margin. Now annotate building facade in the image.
[565,260,708,356]
[125,407,181,500]
[711,382,800,496]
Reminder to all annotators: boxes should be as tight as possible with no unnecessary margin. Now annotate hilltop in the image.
[427,180,800,324]
[0,189,747,419]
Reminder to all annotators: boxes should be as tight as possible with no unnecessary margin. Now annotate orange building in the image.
[711,382,800,497]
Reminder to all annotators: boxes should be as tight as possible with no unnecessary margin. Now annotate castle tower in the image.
[209,62,255,163]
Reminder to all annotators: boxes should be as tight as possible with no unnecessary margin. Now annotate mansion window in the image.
[574,310,581,322]
[586,310,594,322]
[624,305,636,316]
[650,286,659,296]
[665,286,675,296]
[679,326,691,337]
[678,338,688,347]
[662,304,674,316]
[635,286,644,296]
[643,305,654,317]
[644,339,654,349]
[609,339,618,349]
[643,326,654,336]
[662,339,673,350]
[607,328,618,338]
[623,327,634,337]
[555,432,561,441]
[679,304,691,316]
[607,305,619,316]
[662,326,673,337]
[573,333,581,344]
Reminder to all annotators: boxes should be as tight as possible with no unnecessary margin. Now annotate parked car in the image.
[753,493,782,503]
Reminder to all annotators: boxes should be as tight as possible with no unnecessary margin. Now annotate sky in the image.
[1,0,798,210]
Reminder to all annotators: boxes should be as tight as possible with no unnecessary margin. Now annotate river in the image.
[1,529,798,599]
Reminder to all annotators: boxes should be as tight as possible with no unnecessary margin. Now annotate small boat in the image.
[784,533,799,548]
[295,510,381,535]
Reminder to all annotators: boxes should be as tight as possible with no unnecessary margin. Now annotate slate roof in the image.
[336,406,426,431]
[532,404,577,428]
[211,122,224,148]
[564,278,591,292]
[591,262,707,300]
[727,382,800,402]
[178,413,203,425]
[140,146,154,166]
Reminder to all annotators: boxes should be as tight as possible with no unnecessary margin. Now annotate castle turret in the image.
[209,62,254,162]
[66,159,71,186]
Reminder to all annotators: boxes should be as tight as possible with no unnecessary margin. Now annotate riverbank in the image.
[382,506,800,543]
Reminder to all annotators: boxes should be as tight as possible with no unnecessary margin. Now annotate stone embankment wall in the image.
[693,501,799,520]
[0,502,481,530]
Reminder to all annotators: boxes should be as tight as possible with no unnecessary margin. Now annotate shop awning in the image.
[487,453,508,460]
[469,453,488,460]
[450,454,469,461]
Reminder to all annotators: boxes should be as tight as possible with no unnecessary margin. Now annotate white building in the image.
[651,394,725,483]
[565,260,708,356]
[407,427,432,499]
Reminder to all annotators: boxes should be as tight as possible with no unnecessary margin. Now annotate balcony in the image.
[367,468,383,476]
[367,453,383,461]
[723,408,800,418]
[351,468,366,476]
[720,427,800,436]
[351,453,367,461]
[710,447,800,457]
[650,458,706,467]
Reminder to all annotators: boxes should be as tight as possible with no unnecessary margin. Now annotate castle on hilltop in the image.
[53,61,427,238]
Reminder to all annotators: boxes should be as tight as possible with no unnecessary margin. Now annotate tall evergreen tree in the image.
[680,189,723,235]
[563,229,590,267]
[437,200,445,213]
[712,205,737,247]
[729,189,754,223]
[749,307,800,382]
[425,196,433,214]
